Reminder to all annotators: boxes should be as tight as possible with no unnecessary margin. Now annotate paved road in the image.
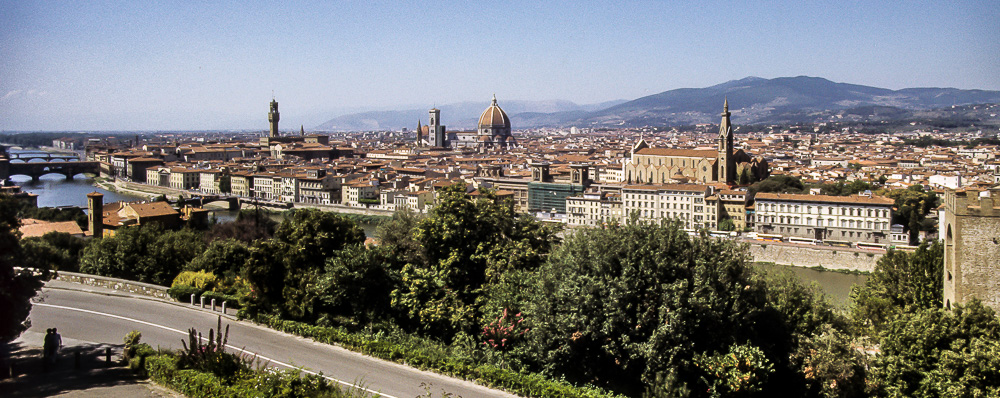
[28,281,517,398]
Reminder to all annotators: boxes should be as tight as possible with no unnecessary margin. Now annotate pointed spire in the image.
[724,96,729,112]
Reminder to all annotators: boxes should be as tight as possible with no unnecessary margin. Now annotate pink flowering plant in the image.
[482,308,528,351]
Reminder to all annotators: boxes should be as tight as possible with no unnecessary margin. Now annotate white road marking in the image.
[33,302,396,398]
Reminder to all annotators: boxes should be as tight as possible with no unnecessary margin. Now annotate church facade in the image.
[624,100,768,185]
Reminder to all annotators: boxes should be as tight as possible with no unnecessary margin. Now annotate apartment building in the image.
[621,184,715,229]
[168,167,200,190]
[754,192,894,243]
[566,191,623,227]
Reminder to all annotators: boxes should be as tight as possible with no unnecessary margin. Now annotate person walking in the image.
[50,328,62,364]
[42,328,54,369]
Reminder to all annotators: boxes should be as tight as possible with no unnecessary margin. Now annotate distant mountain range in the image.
[314,76,1000,131]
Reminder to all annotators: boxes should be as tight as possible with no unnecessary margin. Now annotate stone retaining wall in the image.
[290,202,395,217]
[750,243,882,273]
[55,271,171,300]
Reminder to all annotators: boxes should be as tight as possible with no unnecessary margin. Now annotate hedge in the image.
[250,315,624,398]
[145,353,364,398]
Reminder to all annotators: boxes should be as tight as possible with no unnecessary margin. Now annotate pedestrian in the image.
[43,328,54,364]
[51,328,62,364]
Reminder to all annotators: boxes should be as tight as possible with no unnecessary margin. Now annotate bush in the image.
[168,285,204,301]
[249,315,622,398]
[202,290,241,308]
[173,270,217,290]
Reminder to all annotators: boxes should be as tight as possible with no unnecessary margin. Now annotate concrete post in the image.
[200,296,205,308]
[211,298,216,311]
[190,293,195,305]
[222,301,227,314]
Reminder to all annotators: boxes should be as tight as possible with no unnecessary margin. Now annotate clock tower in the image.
[268,98,280,138]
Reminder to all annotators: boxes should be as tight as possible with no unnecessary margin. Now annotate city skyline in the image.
[2,0,998,131]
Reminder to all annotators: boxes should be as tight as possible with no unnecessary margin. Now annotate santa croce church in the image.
[624,100,769,184]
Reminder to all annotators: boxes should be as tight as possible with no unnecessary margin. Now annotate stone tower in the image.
[942,187,1000,311]
[268,98,280,138]
[429,108,447,147]
[570,163,590,185]
[717,98,735,183]
[87,191,103,238]
[416,119,423,146]
[530,162,551,182]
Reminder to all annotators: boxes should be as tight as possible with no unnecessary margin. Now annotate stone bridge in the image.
[169,195,240,210]
[0,158,100,181]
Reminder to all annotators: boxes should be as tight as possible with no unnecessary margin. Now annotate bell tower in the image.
[268,98,280,138]
[717,98,735,183]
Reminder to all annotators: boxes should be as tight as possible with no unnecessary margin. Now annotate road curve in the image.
[29,281,517,398]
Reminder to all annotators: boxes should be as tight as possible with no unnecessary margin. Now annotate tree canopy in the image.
[0,194,49,342]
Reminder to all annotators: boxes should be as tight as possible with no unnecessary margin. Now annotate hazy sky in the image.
[2,0,997,131]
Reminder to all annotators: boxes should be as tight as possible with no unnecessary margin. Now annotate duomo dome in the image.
[478,95,510,129]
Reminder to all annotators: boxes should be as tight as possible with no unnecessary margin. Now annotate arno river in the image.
[7,150,864,305]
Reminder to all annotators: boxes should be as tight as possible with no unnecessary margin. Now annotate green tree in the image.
[748,175,806,197]
[186,238,251,275]
[205,210,277,243]
[218,175,231,194]
[527,219,848,397]
[21,232,88,272]
[881,186,939,245]
[317,244,401,324]
[851,241,943,333]
[240,209,365,321]
[791,324,868,398]
[390,184,558,338]
[718,218,736,231]
[869,300,1000,397]
[79,225,206,286]
[527,219,758,395]
[0,194,49,342]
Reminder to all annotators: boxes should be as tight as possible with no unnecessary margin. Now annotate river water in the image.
[7,151,862,305]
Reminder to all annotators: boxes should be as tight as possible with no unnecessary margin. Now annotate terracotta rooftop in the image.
[635,148,718,158]
[755,192,894,206]
[18,219,84,238]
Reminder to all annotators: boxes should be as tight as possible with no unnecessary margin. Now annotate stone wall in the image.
[750,243,882,273]
[54,271,171,300]
[953,216,1000,310]
[292,202,395,217]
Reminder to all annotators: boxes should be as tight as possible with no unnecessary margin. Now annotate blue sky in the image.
[2,0,997,131]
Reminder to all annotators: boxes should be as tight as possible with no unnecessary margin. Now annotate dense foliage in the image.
[747,175,806,196]
[0,194,50,342]
[22,180,997,397]
[851,242,943,333]
[879,186,940,245]
[21,231,87,271]
[79,224,205,286]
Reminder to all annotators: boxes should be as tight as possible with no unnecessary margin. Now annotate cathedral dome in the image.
[478,95,510,129]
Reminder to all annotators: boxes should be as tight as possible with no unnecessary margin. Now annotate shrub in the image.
[202,290,241,308]
[168,285,204,301]
[173,270,217,290]
[249,314,623,398]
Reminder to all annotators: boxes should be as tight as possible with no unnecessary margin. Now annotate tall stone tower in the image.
[268,98,280,138]
[717,98,735,183]
[942,187,1000,311]
[429,108,447,147]
[87,191,103,238]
